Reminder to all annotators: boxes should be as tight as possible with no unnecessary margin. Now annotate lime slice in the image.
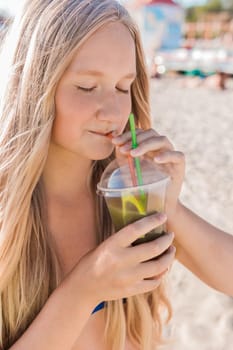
[122,192,147,227]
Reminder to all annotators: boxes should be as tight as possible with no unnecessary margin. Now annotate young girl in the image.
[1,1,232,349]
[0,1,181,349]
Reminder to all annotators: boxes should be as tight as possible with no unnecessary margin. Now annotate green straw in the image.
[129,113,143,186]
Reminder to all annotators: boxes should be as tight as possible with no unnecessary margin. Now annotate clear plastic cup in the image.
[97,157,170,245]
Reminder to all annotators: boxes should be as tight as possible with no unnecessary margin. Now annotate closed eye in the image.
[116,87,129,94]
[76,86,130,94]
[76,86,96,92]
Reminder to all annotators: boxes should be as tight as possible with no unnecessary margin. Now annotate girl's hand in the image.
[112,128,185,221]
[71,213,175,305]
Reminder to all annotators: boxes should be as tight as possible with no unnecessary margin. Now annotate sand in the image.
[150,76,233,350]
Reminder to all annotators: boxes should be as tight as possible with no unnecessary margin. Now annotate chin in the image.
[90,148,114,160]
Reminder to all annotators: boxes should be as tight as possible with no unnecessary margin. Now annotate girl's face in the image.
[53,22,136,160]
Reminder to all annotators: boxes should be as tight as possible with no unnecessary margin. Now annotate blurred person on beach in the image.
[0,1,183,349]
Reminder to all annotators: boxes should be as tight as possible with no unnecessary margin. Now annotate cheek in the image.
[52,88,91,144]
[55,87,88,121]
[120,95,132,128]
[123,97,132,115]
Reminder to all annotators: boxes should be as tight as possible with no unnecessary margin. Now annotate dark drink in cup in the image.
[105,190,166,246]
[97,157,170,246]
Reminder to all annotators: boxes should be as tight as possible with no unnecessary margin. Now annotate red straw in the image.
[127,155,137,186]
[107,133,137,186]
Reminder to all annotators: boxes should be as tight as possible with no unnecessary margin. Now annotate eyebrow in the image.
[73,70,137,79]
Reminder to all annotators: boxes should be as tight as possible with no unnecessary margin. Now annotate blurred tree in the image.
[186,6,205,22]
[205,0,222,12]
[185,0,233,22]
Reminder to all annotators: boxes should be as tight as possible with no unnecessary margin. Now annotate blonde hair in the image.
[0,1,171,349]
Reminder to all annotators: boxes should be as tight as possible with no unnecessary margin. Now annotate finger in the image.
[128,136,174,157]
[112,128,144,146]
[118,135,174,155]
[114,129,163,152]
[134,277,162,294]
[149,268,169,280]
[133,128,161,143]
[137,246,176,280]
[154,151,185,165]
[127,232,174,263]
[116,213,167,248]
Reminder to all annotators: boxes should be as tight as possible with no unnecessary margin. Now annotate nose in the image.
[96,92,120,123]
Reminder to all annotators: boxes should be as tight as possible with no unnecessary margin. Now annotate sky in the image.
[0,0,208,16]
[177,0,206,5]
[0,0,22,15]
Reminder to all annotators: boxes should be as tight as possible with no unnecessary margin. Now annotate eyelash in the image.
[77,86,95,92]
[117,88,129,95]
[76,86,129,94]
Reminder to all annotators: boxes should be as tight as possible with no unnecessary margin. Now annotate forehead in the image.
[68,22,136,76]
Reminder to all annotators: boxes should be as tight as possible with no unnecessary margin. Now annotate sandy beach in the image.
[150,77,233,350]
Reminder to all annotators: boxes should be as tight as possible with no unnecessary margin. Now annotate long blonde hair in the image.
[0,1,171,349]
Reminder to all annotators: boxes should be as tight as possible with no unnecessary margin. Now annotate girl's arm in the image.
[168,202,233,296]
[9,272,96,350]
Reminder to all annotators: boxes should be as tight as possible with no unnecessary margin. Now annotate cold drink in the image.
[97,157,170,245]
[105,191,166,246]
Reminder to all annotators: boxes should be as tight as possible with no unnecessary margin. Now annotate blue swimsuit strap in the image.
[92,298,127,315]
[92,301,106,314]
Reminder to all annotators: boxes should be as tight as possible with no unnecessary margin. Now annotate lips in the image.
[92,131,109,135]
[89,130,115,137]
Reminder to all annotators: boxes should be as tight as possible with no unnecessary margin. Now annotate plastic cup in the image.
[97,157,170,245]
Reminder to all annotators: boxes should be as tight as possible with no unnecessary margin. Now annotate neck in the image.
[42,143,93,205]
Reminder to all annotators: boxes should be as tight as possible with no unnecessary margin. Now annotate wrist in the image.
[167,200,184,232]
[59,269,98,314]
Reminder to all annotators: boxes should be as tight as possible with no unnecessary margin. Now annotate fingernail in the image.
[169,232,175,239]
[171,245,176,254]
[157,213,167,221]
[130,148,141,156]
[119,145,131,153]
[154,156,162,162]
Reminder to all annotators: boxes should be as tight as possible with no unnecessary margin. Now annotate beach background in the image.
[150,76,233,350]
